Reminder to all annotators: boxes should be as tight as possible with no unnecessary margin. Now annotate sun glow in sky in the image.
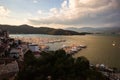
[0,0,120,28]
[79,0,90,4]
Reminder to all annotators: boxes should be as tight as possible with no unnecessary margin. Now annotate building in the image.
[9,48,24,59]
[0,59,19,80]
[28,44,40,52]
[28,44,41,58]
[0,29,9,38]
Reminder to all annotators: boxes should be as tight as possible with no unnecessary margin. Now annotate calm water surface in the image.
[10,34,120,68]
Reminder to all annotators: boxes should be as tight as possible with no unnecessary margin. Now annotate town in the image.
[0,29,120,80]
[0,29,28,80]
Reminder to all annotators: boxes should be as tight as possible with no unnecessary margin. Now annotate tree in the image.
[16,50,107,80]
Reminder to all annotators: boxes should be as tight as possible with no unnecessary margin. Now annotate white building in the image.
[9,48,24,59]
[28,44,40,52]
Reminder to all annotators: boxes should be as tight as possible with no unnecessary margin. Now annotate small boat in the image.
[40,45,50,51]
[112,41,116,46]
[62,45,69,48]
[112,43,115,46]
[79,45,87,48]
[71,47,78,52]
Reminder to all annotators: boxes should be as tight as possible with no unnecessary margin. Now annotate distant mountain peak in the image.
[65,27,120,33]
[19,24,33,27]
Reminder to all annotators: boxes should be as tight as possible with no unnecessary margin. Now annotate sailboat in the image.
[112,41,116,46]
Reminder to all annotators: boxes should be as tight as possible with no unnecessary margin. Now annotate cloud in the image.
[0,5,28,25]
[0,6,10,17]
[33,0,38,3]
[37,10,42,14]
[61,0,68,9]
[28,0,120,28]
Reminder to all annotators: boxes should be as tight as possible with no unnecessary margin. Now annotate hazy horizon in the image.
[0,0,120,29]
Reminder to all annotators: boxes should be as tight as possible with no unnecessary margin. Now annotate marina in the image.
[61,44,86,54]
[11,36,87,55]
[12,36,66,45]
[10,34,120,69]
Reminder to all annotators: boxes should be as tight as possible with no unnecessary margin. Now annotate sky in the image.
[0,0,120,28]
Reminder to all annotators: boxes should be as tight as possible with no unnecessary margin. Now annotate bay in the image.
[10,34,120,69]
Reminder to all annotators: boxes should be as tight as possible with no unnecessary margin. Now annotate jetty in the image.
[61,44,87,54]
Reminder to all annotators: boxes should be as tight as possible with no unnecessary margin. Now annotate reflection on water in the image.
[10,34,120,68]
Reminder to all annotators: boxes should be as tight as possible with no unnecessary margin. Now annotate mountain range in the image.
[65,27,120,34]
[0,24,87,35]
[1,24,119,35]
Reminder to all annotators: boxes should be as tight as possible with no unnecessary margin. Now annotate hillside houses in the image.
[0,29,28,79]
